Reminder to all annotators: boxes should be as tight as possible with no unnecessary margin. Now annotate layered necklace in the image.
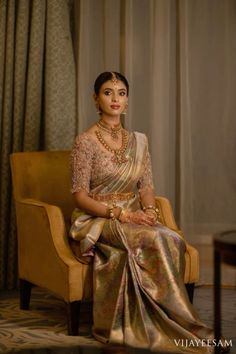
[96,119,122,140]
[95,119,129,164]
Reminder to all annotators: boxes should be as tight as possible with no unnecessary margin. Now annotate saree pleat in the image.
[92,221,213,353]
[70,132,214,353]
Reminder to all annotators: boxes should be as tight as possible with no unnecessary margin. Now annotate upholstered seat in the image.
[10,151,199,335]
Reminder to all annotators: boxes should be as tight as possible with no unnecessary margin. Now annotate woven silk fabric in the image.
[69,132,214,353]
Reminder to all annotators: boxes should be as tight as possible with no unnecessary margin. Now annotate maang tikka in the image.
[111,72,128,115]
[111,72,118,88]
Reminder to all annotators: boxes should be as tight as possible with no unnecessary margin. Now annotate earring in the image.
[95,102,102,115]
[122,103,128,115]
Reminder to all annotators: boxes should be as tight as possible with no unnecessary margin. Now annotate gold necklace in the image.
[95,128,129,164]
[96,119,122,140]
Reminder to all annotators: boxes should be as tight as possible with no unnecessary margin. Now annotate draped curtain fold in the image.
[73,0,236,242]
[0,0,76,289]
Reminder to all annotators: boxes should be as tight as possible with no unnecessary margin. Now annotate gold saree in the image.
[70,132,214,353]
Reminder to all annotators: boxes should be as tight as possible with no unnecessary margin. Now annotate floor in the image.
[0,242,235,354]
[194,242,236,287]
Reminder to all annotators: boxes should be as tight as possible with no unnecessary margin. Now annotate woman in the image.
[69,72,225,353]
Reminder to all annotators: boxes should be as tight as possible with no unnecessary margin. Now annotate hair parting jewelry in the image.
[111,72,118,87]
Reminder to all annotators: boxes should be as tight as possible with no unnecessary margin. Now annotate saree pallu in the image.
[70,132,214,353]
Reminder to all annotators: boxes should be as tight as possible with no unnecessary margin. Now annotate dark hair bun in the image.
[94,72,129,96]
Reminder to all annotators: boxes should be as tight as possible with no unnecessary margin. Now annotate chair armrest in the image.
[15,198,79,268]
[155,196,199,283]
[155,196,179,232]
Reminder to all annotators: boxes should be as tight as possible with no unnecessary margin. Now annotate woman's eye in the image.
[104,91,111,96]
[120,91,126,96]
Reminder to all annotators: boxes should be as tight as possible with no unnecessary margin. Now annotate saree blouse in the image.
[70,131,154,195]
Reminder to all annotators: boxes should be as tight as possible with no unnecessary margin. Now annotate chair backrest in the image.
[10,151,75,224]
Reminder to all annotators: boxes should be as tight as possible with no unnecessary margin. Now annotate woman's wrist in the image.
[106,206,123,220]
[144,209,157,220]
[142,205,160,221]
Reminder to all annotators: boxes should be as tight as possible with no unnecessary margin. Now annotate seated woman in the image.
[69,72,227,353]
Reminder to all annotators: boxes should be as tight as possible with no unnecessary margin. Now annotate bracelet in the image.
[108,206,116,220]
[142,205,160,219]
[145,208,157,215]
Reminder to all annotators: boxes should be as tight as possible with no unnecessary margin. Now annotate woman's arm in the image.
[73,190,121,219]
[139,188,156,208]
[71,134,156,225]
[135,136,158,224]
[74,190,155,225]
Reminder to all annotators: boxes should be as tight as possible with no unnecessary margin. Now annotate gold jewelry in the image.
[122,103,128,115]
[89,192,135,202]
[95,128,129,164]
[95,102,101,115]
[96,119,122,140]
[111,72,118,87]
[108,206,116,220]
[142,205,160,220]
[145,209,158,220]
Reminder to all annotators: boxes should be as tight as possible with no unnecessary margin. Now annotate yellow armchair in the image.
[10,151,199,335]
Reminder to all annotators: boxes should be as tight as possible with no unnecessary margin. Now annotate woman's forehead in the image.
[100,80,127,91]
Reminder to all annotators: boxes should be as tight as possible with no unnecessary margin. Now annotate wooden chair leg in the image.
[19,279,33,310]
[185,283,195,303]
[67,300,81,336]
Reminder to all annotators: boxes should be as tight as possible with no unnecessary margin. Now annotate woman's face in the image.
[95,79,128,117]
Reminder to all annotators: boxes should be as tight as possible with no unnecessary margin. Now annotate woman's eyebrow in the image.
[103,87,127,91]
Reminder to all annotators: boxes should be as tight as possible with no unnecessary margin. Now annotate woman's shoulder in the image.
[72,132,96,156]
[133,131,148,143]
[74,125,97,144]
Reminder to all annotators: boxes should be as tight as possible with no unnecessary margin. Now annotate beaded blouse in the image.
[70,132,154,194]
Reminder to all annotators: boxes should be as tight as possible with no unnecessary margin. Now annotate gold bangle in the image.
[108,206,116,220]
[145,209,158,221]
[142,205,155,211]
[142,205,160,218]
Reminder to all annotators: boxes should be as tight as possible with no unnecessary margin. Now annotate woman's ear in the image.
[93,94,101,114]
[93,93,98,103]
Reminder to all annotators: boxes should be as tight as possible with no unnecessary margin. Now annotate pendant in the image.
[112,151,129,164]
[111,130,119,140]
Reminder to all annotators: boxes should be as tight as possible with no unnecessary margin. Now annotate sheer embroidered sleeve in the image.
[137,137,155,192]
[70,133,94,193]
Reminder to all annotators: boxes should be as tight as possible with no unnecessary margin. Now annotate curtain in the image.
[0,0,76,289]
[73,0,236,243]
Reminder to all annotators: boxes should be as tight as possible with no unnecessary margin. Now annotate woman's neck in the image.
[100,115,121,128]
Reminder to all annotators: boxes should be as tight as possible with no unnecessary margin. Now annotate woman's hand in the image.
[119,209,156,226]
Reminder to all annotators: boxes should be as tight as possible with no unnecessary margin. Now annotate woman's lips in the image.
[110,105,120,109]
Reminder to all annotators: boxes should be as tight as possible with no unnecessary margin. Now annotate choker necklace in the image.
[95,128,129,164]
[96,119,122,140]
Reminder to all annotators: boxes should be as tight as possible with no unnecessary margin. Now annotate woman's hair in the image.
[94,72,129,96]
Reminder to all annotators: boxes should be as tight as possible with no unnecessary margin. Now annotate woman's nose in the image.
[112,93,118,102]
